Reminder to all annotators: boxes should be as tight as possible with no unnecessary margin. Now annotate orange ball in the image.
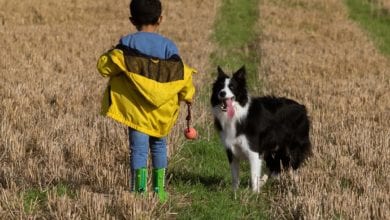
[184,127,197,140]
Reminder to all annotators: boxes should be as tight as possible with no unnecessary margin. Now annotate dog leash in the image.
[186,102,192,132]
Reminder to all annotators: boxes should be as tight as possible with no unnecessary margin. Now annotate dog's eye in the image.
[229,84,235,90]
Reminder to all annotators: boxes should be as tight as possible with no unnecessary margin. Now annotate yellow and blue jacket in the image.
[97,46,196,137]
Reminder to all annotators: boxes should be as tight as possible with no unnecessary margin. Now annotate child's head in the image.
[130,0,162,31]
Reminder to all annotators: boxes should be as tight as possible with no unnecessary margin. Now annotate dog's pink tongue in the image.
[226,99,235,118]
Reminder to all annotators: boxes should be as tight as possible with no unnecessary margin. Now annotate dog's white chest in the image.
[231,136,251,159]
[220,123,251,160]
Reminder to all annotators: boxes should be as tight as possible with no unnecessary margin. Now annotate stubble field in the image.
[259,0,389,219]
[1,0,389,219]
[0,0,217,218]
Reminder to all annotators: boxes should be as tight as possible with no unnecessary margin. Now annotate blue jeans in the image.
[129,128,167,170]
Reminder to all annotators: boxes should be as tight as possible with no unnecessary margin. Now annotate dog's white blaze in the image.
[220,78,234,99]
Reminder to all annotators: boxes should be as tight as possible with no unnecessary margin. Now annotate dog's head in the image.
[211,66,248,117]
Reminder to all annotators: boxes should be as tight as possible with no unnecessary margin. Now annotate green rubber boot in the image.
[152,168,168,202]
[132,168,147,193]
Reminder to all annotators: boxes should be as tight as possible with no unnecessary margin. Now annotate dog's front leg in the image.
[230,157,240,192]
[249,152,262,193]
[226,149,239,192]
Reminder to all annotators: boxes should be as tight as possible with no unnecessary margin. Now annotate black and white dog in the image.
[211,66,312,192]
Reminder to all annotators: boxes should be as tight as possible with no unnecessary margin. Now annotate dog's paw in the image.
[260,175,268,187]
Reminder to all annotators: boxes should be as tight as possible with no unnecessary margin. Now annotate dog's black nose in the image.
[219,91,226,98]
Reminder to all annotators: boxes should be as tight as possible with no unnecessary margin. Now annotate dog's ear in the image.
[233,66,246,80]
[217,66,227,78]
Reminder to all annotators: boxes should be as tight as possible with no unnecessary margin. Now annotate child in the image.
[97,0,196,202]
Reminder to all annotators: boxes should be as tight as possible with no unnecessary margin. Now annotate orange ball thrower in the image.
[184,102,197,140]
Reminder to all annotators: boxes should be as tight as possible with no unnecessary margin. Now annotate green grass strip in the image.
[212,0,262,90]
[345,0,390,56]
[169,137,269,219]
[168,0,270,219]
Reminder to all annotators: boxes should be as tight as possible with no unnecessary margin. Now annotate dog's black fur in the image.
[246,96,312,173]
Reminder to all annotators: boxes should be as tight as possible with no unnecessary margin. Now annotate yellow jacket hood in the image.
[97,47,196,137]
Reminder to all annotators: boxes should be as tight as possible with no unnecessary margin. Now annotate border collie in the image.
[211,66,312,192]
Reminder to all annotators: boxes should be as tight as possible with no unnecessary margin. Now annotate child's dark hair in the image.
[130,0,162,29]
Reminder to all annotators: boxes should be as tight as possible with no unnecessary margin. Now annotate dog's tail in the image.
[288,137,312,170]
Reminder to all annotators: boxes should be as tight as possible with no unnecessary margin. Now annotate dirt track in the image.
[259,0,389,218]
[0,0,217,218]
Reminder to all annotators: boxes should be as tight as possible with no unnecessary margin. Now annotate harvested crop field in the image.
[0,0,218,218]
[379,0,390,12]
[1,0,389,218]
[259,0,389,219]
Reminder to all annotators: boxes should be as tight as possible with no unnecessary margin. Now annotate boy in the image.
[97,0,196,202]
